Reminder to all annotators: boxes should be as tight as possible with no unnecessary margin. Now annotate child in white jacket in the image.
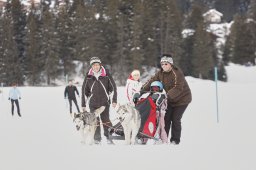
[125,70,142,104]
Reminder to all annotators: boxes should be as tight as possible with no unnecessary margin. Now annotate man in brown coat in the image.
[141,54,192,145]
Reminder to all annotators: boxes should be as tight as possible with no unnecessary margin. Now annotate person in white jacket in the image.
[8,83,21,117]
[125,70,142,105]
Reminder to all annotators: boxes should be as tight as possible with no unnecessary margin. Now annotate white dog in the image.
[73,106,105,145]
[115,103,141,145]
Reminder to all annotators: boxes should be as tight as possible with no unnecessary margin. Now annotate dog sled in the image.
[109,92,166,144]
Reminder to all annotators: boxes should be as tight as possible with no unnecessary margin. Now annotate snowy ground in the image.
[0,64,255,170]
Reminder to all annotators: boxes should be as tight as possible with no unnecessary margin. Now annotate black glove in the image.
[133,93,140,104]
[157,94,165,105]
[151,93,159,103]
[151,93,166,105]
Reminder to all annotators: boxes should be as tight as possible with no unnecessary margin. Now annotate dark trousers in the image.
[68,98,80,113]
[164,104,188,144]
[11,99,21,117]
[90,105,112,141]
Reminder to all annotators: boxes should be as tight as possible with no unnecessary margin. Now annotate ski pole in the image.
[214,66,219,123]
[1,83,4,101]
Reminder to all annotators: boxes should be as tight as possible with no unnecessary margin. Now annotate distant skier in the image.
[64,80,80,114]
[8,83,21,117]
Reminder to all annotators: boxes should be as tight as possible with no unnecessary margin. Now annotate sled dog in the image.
[73,106,105,145]
[115,103,141,145]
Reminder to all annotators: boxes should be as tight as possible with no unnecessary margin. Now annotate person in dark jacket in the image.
[81,57,117,144]
[140,54,192,145]
[64,81,80,114]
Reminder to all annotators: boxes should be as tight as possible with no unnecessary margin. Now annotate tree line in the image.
[0,0,255,86]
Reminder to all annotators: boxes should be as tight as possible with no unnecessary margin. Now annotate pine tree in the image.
[0,11,5,83]
[247,0,256,64]
[140,0,160,67]
[56,5,75,77]
[222,15,243,65]
[249,0,256,20]
[70,1,88,62]
[104,0,120,68]
[1,12,22,85]
[111,1,132,85]
[192,21,214,79]
[25,4,42,85]
[222,33,234,65]
[217,62,228,81]
[128,0,144,70]
[41,4,61,85]
[10,0,26,84]
[180,35,194,76]
[176,0,191,14]
[86,3,109,65]
[186,4,204,30]
[159,0,183,66]
[182,4,206,77]
[64,1,87,77]
[232,15,256,65]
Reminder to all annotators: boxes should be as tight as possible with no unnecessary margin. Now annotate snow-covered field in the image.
[0,64,255,170]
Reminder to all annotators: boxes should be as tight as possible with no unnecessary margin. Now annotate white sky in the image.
[0,64,255,170]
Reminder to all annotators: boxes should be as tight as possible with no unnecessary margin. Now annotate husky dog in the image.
[73,106,105,145]
[115,103,141,145]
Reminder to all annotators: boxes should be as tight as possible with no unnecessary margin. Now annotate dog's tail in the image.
[93,106,106,117]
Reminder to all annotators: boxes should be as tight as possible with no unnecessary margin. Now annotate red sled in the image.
[135,96,157,138]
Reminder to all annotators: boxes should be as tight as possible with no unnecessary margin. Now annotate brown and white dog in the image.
[73,106,105,145]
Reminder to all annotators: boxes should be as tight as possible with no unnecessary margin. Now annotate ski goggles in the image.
[151,86,160,92]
